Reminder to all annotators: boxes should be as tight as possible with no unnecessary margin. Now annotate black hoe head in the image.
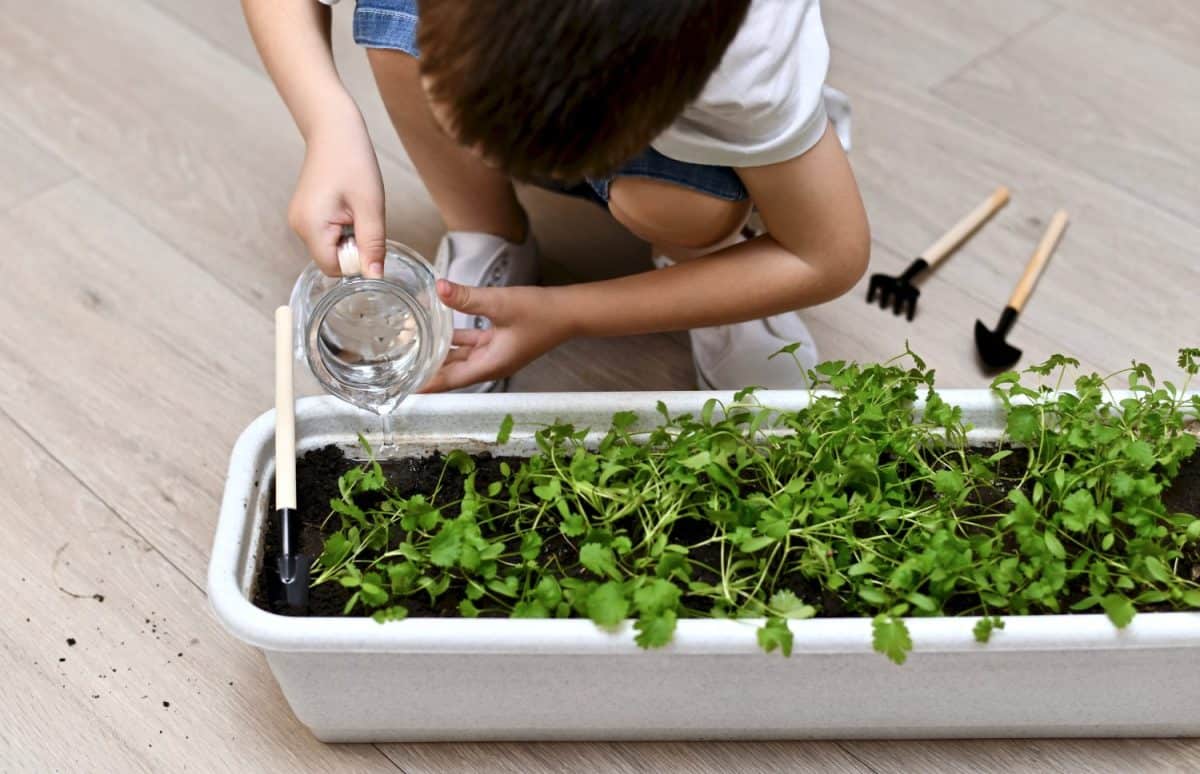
[278,554,312,613]
[974,318,1022,371]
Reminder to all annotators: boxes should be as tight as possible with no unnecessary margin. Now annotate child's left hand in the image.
[420,280,572,393]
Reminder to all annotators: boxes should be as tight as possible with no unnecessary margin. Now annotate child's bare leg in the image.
[367,49,527,243]
[607,177,752,261]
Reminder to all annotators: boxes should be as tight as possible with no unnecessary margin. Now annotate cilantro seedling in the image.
[303,347,1200,665]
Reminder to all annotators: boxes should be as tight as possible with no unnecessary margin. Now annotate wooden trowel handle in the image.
[275,306,297,511]
[920,186,1010,267]
[1010,210,1069,312]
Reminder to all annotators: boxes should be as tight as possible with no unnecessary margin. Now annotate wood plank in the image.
[811,54,1200,387]
[1053,0,1200,70]
[382,740,869,774]
[4,1,1200,771]
[156,0,429,175]
[804,241,1107,388]
[156,0,419,172]
[0,117,73,211]
[0,0,671,399]
[842,738,1200,773]
[935,9,1200,223]
[824,0,1056,89]
[0,180,274,586]
[0,410,398,772]
[0,0,443,310]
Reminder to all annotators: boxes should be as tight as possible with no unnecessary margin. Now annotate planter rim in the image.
[208,390,1200,655]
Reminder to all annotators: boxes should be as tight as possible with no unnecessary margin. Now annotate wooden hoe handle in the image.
[920,186,1010,267]
[275,306,297,511]
[1010,210,1069,312]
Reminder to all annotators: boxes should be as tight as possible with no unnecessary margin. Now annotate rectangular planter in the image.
[208,391,1200,742]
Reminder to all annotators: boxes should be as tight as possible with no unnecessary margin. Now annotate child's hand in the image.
[288,113,386,278]
[420,280,572,392]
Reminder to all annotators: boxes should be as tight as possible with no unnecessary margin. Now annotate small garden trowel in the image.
[975,210,1070,371]
[275,305,310,613]
[867,186,1010,320]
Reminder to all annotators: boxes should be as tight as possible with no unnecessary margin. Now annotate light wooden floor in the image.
[2,1,1198,771]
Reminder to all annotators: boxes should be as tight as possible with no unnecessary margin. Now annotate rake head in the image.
[867,273,922,321]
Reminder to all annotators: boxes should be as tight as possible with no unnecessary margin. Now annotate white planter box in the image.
[208,391,1200,742]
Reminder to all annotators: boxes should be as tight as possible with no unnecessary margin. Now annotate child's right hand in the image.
[288,112,386,278]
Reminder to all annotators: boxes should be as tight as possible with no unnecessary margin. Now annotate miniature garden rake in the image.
[867,186,1010,320]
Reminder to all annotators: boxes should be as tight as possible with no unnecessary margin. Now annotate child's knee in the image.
[608,178,751,250]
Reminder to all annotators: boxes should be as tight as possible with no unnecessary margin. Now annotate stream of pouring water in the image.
[315,288,430,456]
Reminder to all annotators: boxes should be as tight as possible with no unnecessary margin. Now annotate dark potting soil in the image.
[254,446,524,617]
[253,445,1200,618]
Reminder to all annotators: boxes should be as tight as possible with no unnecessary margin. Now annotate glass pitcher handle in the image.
[337,228,362,277]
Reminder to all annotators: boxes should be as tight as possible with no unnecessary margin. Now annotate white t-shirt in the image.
[652,0,842,168]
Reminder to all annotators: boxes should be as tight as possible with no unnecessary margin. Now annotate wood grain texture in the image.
[0,180,273,587]
[0,116,73,212]
[0,0,442,311]
[842,738,1200,773]
[3,0,1200,771]
[0,411,399,773]
[1050,0,1200,71]
[810,53,1200,386]
[156,0,422,174]
[936,9,1200,223]
[822,0,1057,89]
[381,740,870,774]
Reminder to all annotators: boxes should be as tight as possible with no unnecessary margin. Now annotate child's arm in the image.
[561,127,869,333]
[243,0,386,276]
[423,127,869,392]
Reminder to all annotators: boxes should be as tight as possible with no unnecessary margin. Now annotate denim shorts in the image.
[352,0,749,205]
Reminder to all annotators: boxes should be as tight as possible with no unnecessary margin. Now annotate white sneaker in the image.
[433,226,540,393]
[690,313,819,390]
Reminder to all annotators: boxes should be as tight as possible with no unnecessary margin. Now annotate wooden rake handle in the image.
[275,306,297,511]
[1010,210,1069,312]
[920,186,1010,267]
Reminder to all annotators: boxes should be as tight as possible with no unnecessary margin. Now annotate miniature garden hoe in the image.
[275,305,310,612]
[867,185,1010,320]
[975,210,1070,371]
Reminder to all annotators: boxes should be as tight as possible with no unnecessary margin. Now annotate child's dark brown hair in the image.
[418,0,752,180]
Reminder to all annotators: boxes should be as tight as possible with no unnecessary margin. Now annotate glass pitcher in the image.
[289,234,452,420]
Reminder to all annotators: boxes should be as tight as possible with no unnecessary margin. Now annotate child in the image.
[243,0,869,392]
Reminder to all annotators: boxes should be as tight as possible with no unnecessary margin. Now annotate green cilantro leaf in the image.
[1100,594,1136,628]
[872,615,913,665]
[972,616,1005,643]
[580,543,620,580]
[756,617,793,657]
[428,524,463,567]
[634,578,681,616]
[587,582,629,628]
[634,610,678,648]
[496,414,514,444]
